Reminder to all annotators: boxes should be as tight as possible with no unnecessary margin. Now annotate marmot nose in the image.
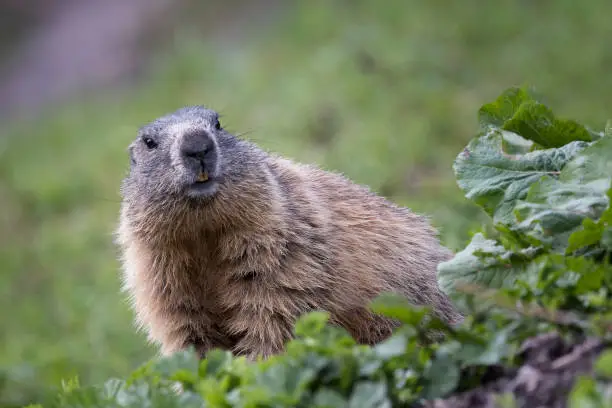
[180,129,213,161]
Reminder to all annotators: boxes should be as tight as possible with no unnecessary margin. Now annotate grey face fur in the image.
[121,106,245,204]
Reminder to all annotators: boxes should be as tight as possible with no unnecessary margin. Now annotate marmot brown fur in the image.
[116,106,462,360]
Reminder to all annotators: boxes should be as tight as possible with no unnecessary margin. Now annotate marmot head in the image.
[121,106,245,204]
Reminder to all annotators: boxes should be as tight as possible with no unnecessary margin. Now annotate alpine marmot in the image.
[116,106,462,360]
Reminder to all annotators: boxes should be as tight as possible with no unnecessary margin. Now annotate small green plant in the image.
[43,87,612,407]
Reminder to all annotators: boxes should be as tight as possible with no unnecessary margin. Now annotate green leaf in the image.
[478,87,534,128]
[503,101,592,148]
[255,364,291,396]
[438,233,538,294]
[369,292,428,326]
[373,334,407,360]
[294,311,331,337]
[601,227,612,250]
[421,354,460,399]
[567,218,606,253]
[348,381,390,408]
[462,321,518,366]
[594,350,612,379]
[495,393,519,408]
[102,378,125,400]
[313,389,349,408]
[568,376,603,408]
[199,349,233,377]
[152,348,199,379]
[570,258,605,294]
[454,130,589,224]
[500,130,536,155]
[513,136,612,251]
[567,187,612,253]
[478,86,592,148]
[284,365,318,398]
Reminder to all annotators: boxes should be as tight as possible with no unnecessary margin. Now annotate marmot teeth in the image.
[197,171,209,182]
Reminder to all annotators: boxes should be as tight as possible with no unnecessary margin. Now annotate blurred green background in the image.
[1,0,611,406]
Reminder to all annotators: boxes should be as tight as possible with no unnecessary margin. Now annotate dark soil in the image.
[424,332,611,408]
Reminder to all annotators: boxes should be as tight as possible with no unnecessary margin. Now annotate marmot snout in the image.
[116,106,462,360]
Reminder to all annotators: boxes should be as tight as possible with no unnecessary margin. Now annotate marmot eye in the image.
[143,137,158,149]
[214,120,221,130]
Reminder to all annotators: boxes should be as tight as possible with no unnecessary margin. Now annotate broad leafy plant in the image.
[439,87,612,314]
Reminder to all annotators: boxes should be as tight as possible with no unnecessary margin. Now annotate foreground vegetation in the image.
[2,1,612,406]
[34,88,612,407]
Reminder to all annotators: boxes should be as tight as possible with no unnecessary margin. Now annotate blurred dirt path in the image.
[0,0,287,122]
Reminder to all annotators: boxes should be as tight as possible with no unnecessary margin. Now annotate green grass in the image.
[1,0,611,406]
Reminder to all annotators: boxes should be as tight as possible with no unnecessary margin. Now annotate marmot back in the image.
[116,106,462,360]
